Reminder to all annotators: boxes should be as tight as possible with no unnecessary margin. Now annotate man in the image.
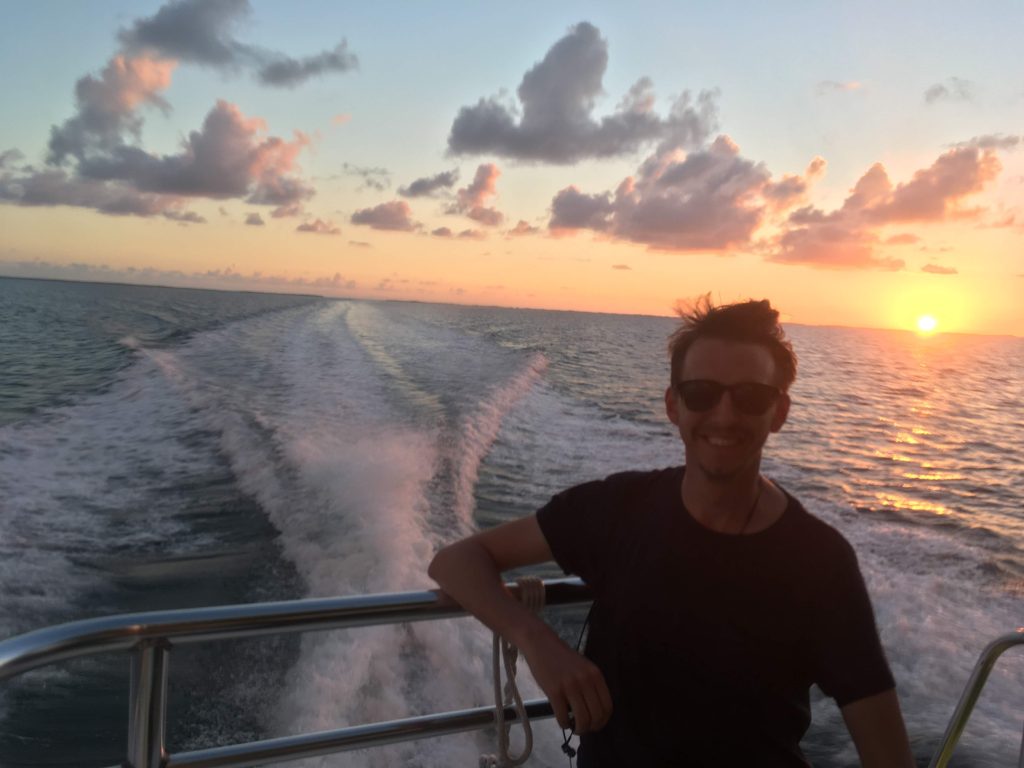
[429,298,913,766]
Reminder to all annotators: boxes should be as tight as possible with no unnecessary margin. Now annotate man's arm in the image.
[841,689,915,767]
[428,515,612,733]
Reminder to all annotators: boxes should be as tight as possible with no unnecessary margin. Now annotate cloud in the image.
[5,47,314,221]
[77,100,314,203]
[507,219,539,236]
[866,147,1000,222]
[953,134,1022,151]
[450,163,504,225]
[922,263,958,275]
[448,22,718,163]
[0,149,25,169]
[118,0,357,87]
[398,169,459,197]
[457,229,486,240]
[770,146,1001,269]
[885,233,919,245]
[332,113,352,126]
[431,227,453,238]
[0,167,180,216]
[48,54,177,163]
[924,77,975,104]
[350,200,418,231]
[257,43,358,87]
[815,80,863,95]
[612,263,631,270]
[311,272,356,289]
[342,162,390,191]
[270,202,303,218]
[985,213,1017,228]
[773,223,900,270]
[0,257,356,293]
[550,135,787,250]
[763,157,826,210]
[245,212,264,225]
[163,209,205,223]
[550,186,614,231]
[348,240,372,248]
[296,218,339,235]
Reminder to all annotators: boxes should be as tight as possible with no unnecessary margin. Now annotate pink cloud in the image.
[452,163,504,226]
[507,219,539,236]
[48,54,177,162]
[296,218,340,235]
[351,200,418,231]
[769,146,1002,269]
[332,113,352,126]
[922,263,958,275]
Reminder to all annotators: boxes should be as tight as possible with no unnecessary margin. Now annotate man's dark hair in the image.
[668,295,797,390]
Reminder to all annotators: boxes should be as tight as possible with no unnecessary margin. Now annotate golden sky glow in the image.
[1,3,1022,336]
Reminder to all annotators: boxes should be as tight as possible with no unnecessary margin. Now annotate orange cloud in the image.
[453,163,504,226]
[770,146,1002,269]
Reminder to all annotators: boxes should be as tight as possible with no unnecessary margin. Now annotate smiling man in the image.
[429,297,914,767]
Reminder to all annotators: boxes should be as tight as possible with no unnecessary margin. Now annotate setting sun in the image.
[917,315,938,334]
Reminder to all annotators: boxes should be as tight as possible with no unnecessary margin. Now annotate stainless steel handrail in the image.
[926,629,1024,768]
[0,577,591,768]
[3,583,1020,767]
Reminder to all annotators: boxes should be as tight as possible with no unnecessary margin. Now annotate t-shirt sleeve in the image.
[536,475,629,591]
[810,539,895,707]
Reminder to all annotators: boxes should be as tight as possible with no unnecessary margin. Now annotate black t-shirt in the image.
[536,466,894,767]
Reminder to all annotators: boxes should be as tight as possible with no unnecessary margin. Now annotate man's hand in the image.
[516,624,612,733]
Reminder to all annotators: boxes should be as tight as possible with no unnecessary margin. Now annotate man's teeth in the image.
[705,435,739,446]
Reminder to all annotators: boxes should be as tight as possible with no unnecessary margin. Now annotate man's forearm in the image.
[428,533,613,732]
[428,538,557,649]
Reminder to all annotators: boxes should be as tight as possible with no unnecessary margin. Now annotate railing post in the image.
[928,631,1024,768]
[126,640,170,768]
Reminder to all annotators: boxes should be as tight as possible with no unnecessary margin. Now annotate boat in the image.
[0,578,1019,768]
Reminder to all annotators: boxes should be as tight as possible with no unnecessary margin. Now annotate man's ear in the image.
[770,392,791,433]
[665,385,680,426]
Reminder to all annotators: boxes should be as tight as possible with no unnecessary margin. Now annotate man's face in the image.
[665,337,790,484]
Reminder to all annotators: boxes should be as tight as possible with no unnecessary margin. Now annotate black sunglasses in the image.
[675,380,782,415]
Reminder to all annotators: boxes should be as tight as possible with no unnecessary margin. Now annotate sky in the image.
[1,0,1022,336]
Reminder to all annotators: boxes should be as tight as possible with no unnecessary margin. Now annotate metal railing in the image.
[0,577,591,768]
[926,629,1024,768]
[1,581,1020,767]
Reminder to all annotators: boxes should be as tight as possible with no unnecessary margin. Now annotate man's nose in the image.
[707,390,743,420]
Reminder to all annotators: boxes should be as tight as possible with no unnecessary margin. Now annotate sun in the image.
[916,315,938,334]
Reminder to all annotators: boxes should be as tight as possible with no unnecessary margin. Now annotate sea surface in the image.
[0,276,1021,767]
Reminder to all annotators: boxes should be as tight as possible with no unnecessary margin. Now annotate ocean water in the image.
[0,276,1020,767]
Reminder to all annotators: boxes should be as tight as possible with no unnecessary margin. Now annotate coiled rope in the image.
[479,576,546,768]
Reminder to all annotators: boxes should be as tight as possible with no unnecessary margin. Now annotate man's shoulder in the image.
[539,465,679,518]
[780,491,859,564]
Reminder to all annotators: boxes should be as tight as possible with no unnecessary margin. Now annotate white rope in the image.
[479,576,546,768]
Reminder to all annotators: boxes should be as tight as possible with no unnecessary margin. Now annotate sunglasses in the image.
[675,380,782,415]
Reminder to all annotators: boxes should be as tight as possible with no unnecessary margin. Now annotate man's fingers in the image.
[566,688,592,733]
[550,693,572,730]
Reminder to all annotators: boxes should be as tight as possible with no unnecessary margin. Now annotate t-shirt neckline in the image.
[674,465,793,540]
